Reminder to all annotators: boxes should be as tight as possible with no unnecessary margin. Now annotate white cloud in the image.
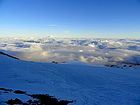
[1,37,140,65]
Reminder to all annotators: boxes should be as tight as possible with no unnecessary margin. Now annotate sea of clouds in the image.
[0,37,140,66]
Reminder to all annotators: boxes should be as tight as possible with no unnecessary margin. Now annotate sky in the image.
[0,0,140,38]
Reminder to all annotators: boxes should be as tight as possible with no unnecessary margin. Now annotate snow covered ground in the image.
[0,37,140,105]
[0,52,140,105]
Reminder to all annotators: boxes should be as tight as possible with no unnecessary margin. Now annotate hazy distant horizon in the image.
[0,34,140,39]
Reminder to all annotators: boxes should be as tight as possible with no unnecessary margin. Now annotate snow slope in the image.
[0,53,140,105]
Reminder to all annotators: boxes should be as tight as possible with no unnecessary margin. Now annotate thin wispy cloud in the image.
[47,25,57,27]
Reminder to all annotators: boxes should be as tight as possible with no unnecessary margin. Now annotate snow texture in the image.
[0,52,140,105]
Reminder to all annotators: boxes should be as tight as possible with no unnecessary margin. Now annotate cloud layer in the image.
[0,37,140,66]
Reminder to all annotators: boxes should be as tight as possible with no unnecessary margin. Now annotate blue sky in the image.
[0,0,140,38]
